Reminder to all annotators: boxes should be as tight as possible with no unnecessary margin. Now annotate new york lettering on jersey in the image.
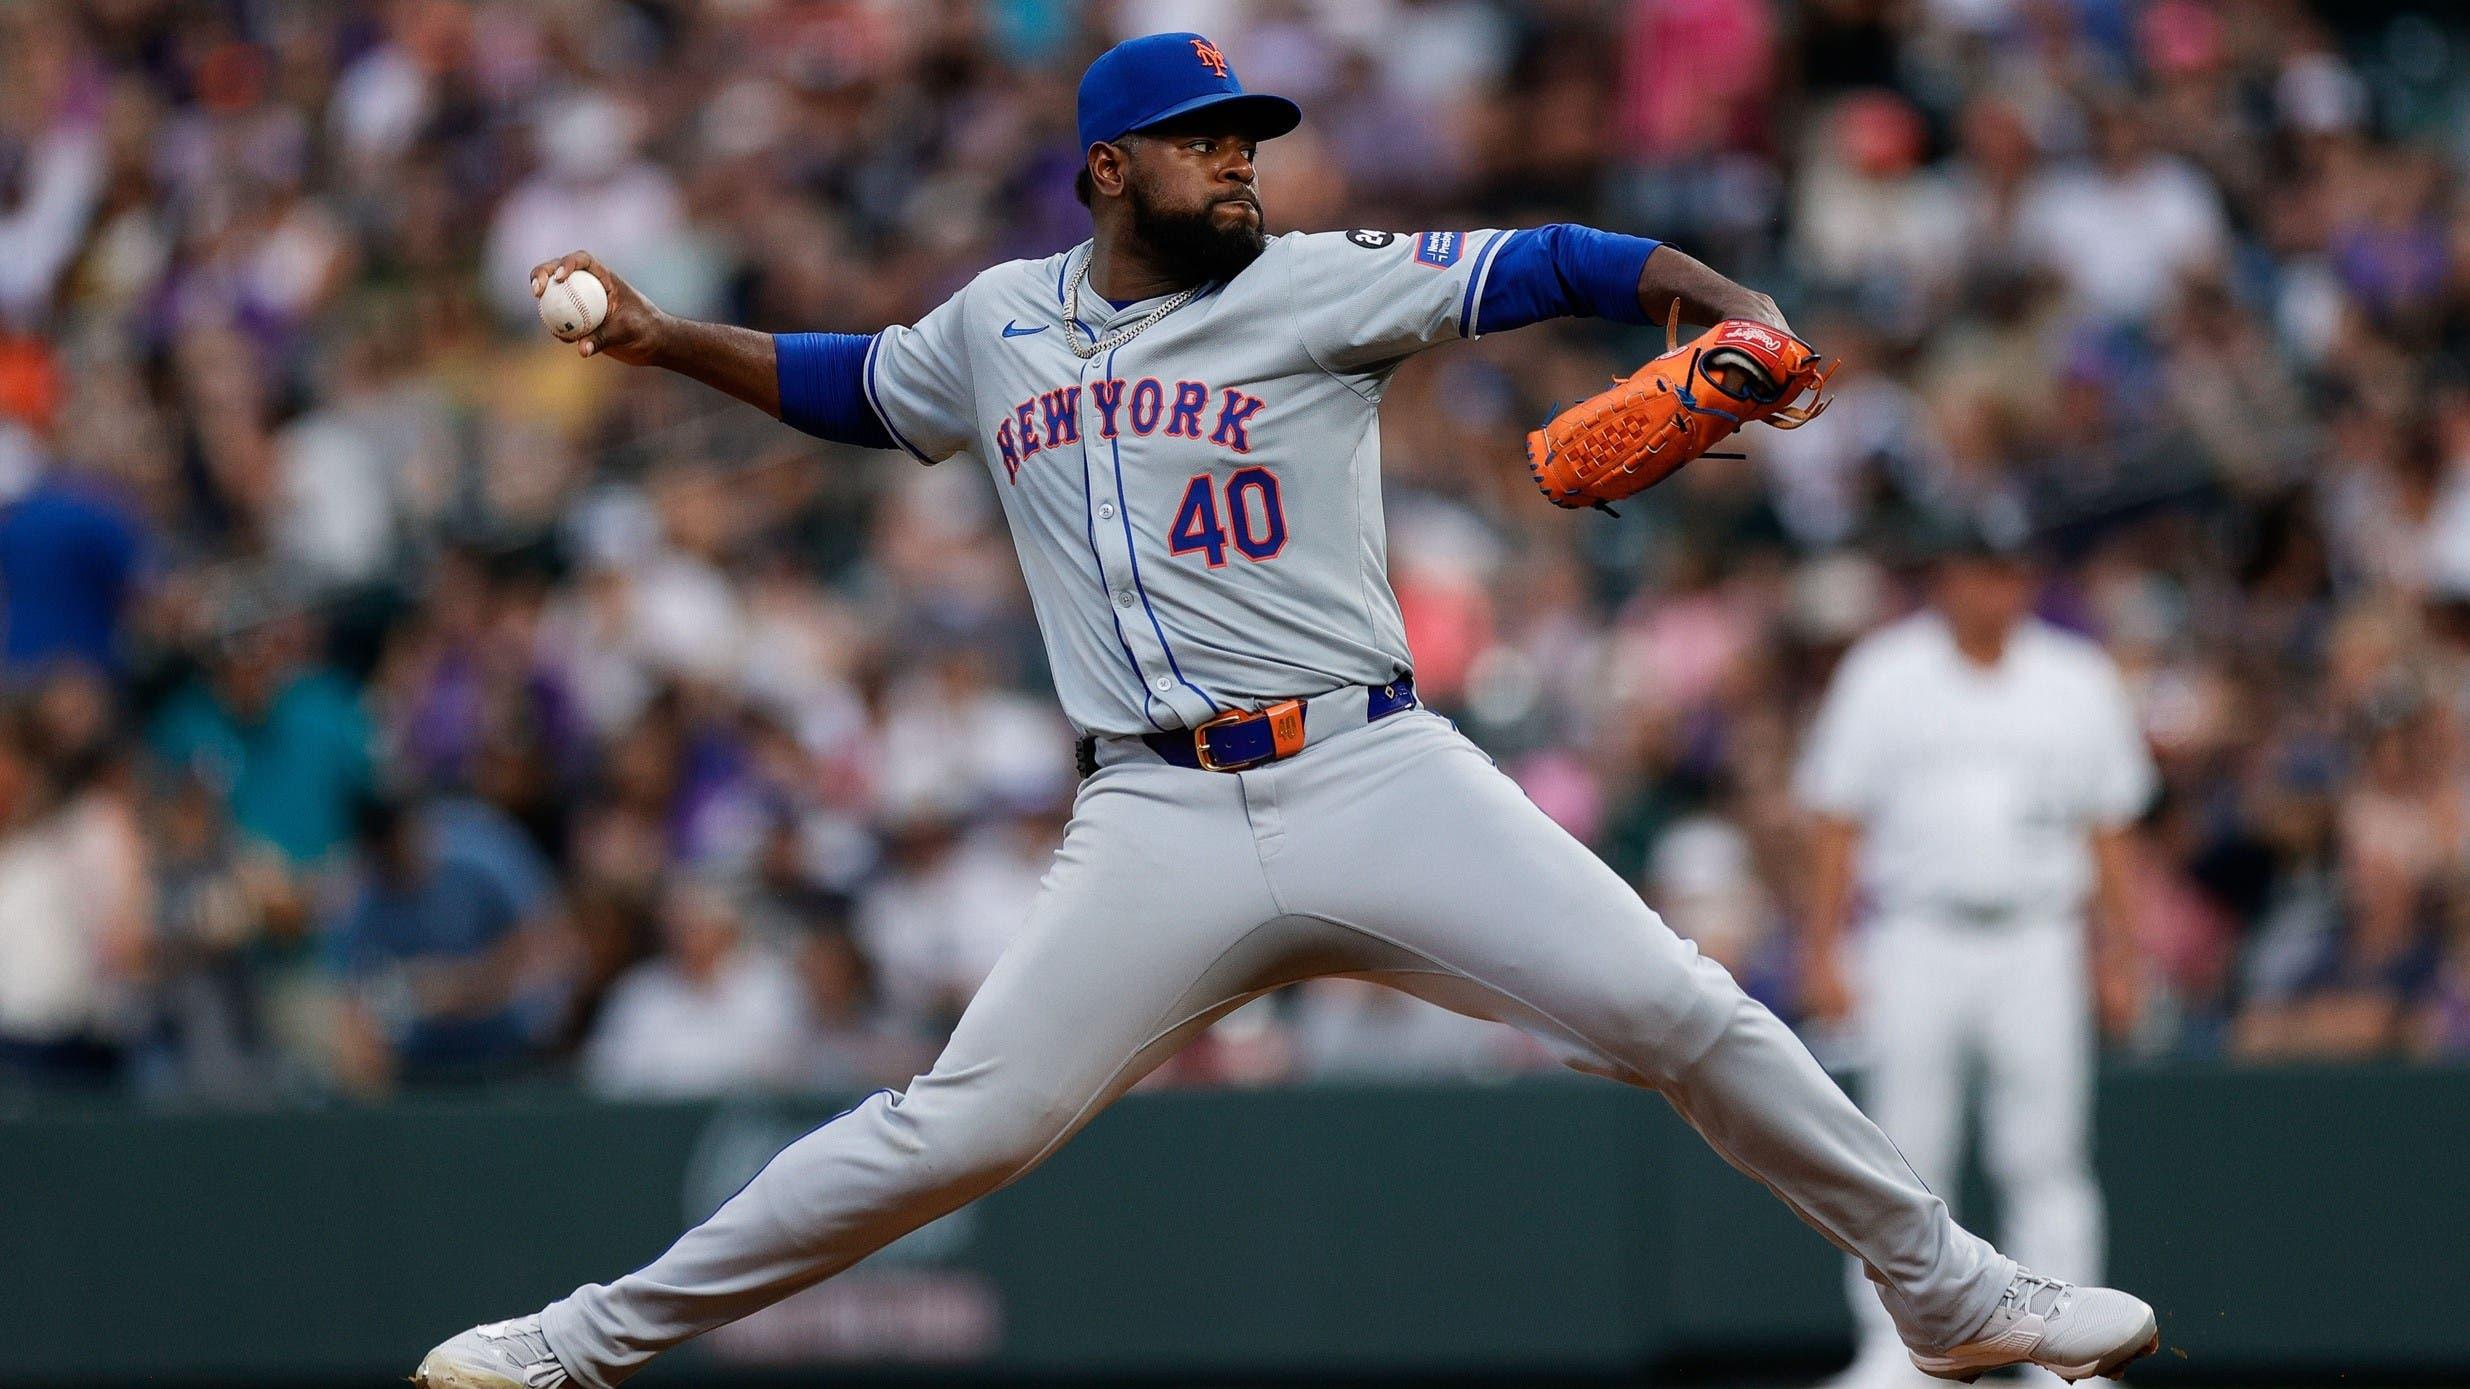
[994,378,1267,482]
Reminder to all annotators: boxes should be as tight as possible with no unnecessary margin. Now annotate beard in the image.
[1127,182,1268,284]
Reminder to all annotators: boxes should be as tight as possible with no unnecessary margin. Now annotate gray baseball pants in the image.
[542,705,2012,1386]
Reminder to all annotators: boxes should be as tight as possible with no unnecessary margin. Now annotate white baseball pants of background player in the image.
[541,705,2015,1387]
[1841,911,2102,1387]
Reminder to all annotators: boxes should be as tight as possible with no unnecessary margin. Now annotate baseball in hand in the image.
[538,269,609,342]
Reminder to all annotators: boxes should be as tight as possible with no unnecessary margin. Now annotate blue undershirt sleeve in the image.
[1471,223,1661,335]
[774,331,897,450]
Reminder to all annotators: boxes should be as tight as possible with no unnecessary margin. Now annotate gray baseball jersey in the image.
[863,229,1511,736]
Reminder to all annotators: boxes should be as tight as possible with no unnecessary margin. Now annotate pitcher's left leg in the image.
[1267,712,2011,1354]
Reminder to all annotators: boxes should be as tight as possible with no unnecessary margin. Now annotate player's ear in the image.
[1088,140,1131,201]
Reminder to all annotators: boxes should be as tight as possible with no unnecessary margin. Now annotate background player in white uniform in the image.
[416,33,2160,1389]
[1796,524,2158,1389]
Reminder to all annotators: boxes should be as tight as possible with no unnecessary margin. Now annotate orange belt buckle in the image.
[1193,697,1308,771]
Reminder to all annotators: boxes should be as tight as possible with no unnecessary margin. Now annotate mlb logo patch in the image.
[1413,231,1462,268]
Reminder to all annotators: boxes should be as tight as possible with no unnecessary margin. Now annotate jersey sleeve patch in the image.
[1413,231,1463,268]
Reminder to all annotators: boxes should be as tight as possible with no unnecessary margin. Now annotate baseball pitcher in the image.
[416,34,2160,1389]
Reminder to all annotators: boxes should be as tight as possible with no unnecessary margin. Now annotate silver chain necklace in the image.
[1062,248,1199,359]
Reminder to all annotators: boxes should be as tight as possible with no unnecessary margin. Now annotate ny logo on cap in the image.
[1190,37,1229,77]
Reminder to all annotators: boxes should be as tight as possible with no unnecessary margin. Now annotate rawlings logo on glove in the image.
[1526,306,1835,513]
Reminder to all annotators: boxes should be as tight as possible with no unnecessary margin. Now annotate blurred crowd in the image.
[2,0,2468,1109]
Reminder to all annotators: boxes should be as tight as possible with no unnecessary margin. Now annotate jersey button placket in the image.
[1083,341,1214,728]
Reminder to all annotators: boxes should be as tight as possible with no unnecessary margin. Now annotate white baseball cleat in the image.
[1912,1272,2159,1383]
[413,1314,572,1389]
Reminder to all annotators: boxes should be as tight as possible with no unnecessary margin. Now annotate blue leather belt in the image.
[1077,676,1419,776]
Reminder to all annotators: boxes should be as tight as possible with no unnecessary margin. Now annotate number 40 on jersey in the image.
[1169,467,1287,566]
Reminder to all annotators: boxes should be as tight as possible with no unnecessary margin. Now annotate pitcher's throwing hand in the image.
[528,251,664,363]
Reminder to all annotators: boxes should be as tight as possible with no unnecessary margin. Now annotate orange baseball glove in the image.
[1526,308,1835,512]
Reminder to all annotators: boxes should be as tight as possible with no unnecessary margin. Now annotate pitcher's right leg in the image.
[514,759,1287,1389]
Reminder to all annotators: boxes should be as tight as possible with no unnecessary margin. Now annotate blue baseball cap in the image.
[1076,32,1301,151]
